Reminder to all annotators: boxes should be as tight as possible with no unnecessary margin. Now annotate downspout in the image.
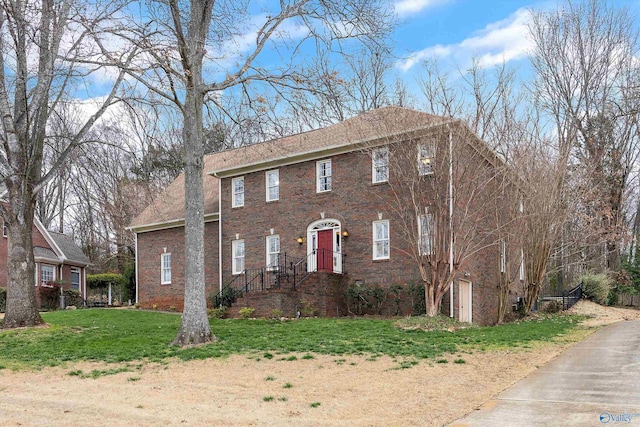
[218,178,223,293]
[449,126,454,318]
[134,232,139,304]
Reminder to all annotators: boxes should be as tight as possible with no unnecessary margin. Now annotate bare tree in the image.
[0,0,133,328]
[375,121,509,317]
[529,0,640,272]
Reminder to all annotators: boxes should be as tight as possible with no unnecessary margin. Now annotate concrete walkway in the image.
[451,320,640,427]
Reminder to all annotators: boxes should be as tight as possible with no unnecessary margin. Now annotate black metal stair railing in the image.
[213,249,346,308]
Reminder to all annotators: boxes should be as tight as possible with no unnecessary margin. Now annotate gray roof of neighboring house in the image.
[48,232,91,265]
[34,246,59,262]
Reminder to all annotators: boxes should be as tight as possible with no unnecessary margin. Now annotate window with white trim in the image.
[40,264,55,287]
[2,220,6,237]
[373,220,390,260]
[232,177,244,208]
[266,235,280,268]
[372,147,389,183]
[266,170,279,201]
[499,239,506,273]
[519,248,525,281]
[418,212,434,255]
[161,253,172,284]
[232,239,245,274]
[316,159,332,193]
[418,143,434,175]
[71,268,81,290]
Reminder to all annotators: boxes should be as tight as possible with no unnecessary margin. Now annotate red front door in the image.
[317,229,333,272]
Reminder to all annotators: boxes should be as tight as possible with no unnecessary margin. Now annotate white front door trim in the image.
[306,219,342,273]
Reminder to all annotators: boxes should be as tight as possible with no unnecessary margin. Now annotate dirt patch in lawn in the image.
[0,303,638,426]
[566,299,640,326]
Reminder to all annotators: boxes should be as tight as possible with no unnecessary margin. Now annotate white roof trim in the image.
[34,217,66,262]
[35,256,62,264]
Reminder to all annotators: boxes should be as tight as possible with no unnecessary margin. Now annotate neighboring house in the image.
[0,216,90,305]
[129,107,521,325]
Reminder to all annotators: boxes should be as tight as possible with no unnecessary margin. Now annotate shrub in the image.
[0,287,5,312]
[300,299,316,317]
[580,272,613,305]
[210,287,243,308]
[409,283,426,315]
[87,273,126,290]
[238,307,255,318]
[270,309,283,319]
[389,285,403,316]
[123,263,136,304]
[208,307,227,319]
[63,289,82,307]
[39,282,63,310]
[543,300,562,313]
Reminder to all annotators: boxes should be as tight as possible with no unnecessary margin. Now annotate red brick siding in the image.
[219,135,520,325]
[136,221,218,311]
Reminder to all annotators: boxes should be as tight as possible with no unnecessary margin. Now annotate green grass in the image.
[0,309,586,370]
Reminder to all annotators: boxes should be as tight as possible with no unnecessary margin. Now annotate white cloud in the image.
[398,7,534,71]
[398,44,451,72]
[394,0,449,16]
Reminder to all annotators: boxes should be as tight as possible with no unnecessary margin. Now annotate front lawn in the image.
[0,309,584,370]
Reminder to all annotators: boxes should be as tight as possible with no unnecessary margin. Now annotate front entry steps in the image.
[225,272,348,318]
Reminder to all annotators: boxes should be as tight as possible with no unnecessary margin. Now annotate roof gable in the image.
[48,232,90,266]
[128,154,220,230]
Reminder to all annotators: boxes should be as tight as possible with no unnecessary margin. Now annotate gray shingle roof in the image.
[33,246,59,261]
[48,232,90,265]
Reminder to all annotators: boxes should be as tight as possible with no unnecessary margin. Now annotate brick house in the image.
[0,215,90,305]
[129,107,522,325]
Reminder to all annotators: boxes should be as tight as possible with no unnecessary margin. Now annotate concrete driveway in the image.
[451,320,640,427]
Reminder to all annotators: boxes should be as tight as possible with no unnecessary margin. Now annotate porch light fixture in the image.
[297,236,305,245]
[342,229,349,238]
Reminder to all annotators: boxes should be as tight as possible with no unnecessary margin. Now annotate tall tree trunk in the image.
[2,199,43,328]
[171,75,214,346]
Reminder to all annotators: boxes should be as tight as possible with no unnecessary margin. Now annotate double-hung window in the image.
[418,143,434,175]
[499,239,506,273]
[232,177,244,208]
[71,268,81,290]
[232,240,245,274]
[266,170,279,201]
[40,264,55,287]
[372,148,389,183]
[161,253,172,284]
[316,159,332,193]
[373,220,390,260]
[418,212,434,255]
[519,248,525,281]
[266,235,280,269]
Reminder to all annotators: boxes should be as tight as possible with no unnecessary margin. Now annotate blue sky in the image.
[391,0,640,75]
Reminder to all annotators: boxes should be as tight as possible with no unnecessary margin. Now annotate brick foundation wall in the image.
[226,273,424,319]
